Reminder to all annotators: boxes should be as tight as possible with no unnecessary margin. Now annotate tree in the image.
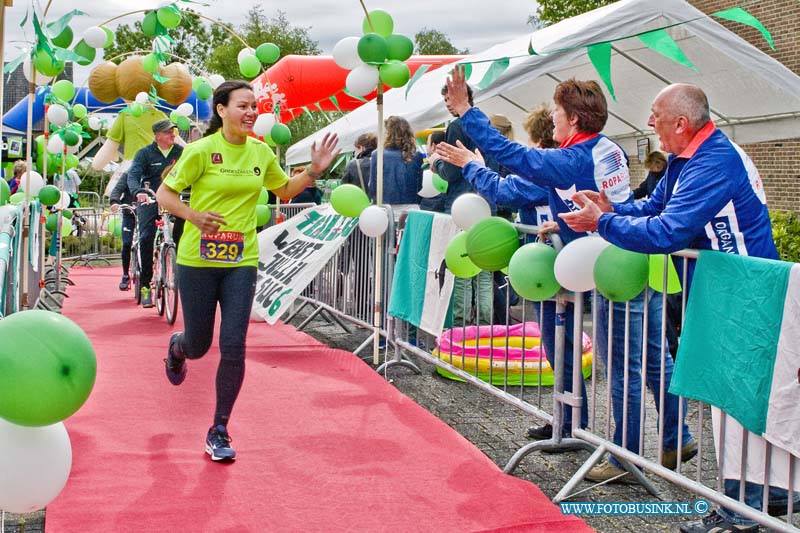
[531,0,618,26]
[103,9,224,75]
[414,28,469,55]
[207,8,321,81]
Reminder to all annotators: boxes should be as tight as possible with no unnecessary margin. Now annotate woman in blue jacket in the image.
[369,116,423,206]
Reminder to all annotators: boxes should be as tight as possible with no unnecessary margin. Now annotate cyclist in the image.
[155,80,340,462]
[109,173,136,290]
[127,119,184,308]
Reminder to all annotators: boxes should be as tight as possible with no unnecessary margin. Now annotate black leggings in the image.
[175,265,257,428]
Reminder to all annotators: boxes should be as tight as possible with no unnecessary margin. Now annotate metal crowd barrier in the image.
[0,204,23,317]
[288,211,798,532]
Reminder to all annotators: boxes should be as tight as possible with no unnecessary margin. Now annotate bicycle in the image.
[136,184,180,324]
[114,203,142,303]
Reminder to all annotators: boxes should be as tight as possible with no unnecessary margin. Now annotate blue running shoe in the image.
[206,425,236,462]
[164,332,187,386]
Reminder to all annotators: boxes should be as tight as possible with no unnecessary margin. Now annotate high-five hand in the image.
[436,140,484,169]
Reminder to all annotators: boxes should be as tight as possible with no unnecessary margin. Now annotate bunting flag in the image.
[670,251,800,460]
[587,42,615,101]
[637,29,697,71]
[476,57,510,90]
[405,64,431,99]
[713,7,774,50]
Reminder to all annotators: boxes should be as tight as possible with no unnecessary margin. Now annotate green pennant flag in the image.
[587,42,615,102]
[477,57,510,90]
[343,88,368,103]
[638,29,696,71]
[462,62,473,80]
[404,64,431,99]
[45,10,85,39]
[329,94,343,112]
[301,105,313,119]
[528,39,537,55]
[713,7,774,50]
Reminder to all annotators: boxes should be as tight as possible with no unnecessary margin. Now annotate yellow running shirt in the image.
[106,107,168,160]
[163,132,289,268]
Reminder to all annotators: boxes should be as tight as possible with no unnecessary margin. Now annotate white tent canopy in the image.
[287,0,800,164]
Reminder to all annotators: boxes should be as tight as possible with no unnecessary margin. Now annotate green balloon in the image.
[130,103,143,117]
[196,81,213,101]
[39,185,60,206]
[141,11,163,38]
[0,310,97,427]
[432,173,448,193]
[62,208,73,220]
[50,25,74,48]
[192,77,205,90]
[239,55,261,78]
[648,254,682,294]
[465,216,520,271]
[256,204,271,226]
[508,243,560,301]
[330,184,369,218]
[357,33,387,64]
[258,186,269,205]
[62,130,81,146]
[9,192,26,205]
[52,79,75,101]
[176,115,191,131]
[255,43,280,64]
[108,216,122,237]
[594,245,649,302]
[45,213,60,232]
[385,34,414,61]
[362,9,393,36]
[379,60,410,88]
[445,232,482,278]
[102,26,114,48]
[157,6,182,29]
[0,178,10,205]
[65,154,80,170]
[270,123,291,145]
[33,50,65,77]
[169,110,180,123]
[73,40,96,66]
[72,103,87,119]
[142,53,159,74]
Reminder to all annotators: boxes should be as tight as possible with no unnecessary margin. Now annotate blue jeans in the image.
[596,291,692,464]
[537,300,588,432]
[719,480,800,526]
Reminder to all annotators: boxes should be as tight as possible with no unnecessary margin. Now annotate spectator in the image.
[342,133,377,192]
[109,173,135,290]
[368,115,423,206]
[8,161,25,194]
[632,150,668,199]
[289,166,322,204]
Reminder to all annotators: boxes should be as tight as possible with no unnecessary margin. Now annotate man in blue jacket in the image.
[127,119,184,308]
[561,83,792,533]
[437,67,696,483]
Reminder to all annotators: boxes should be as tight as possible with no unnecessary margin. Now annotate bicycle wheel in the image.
[131,244,141,304]
[164,244,179,325]
[154,246,165,316]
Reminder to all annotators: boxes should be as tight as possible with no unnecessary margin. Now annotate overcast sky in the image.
[3,0,536,77]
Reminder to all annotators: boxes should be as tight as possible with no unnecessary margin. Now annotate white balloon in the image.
[0,420,72,514]
[88,116,102,130]
[208,74,225,89]
[358,205,389,237]
[46,104,69,127]
[237,47,256,63]
[175,103,194,116]
[66,139,82,154]
[55,190,72,210]
[332,36,363,70]
[83,26,107,48]
[253,113,276,137]
[47,135,65,155]
[18,170,45,195]
[553,235,611,292]
[135,92,149,105]
[345,64,379,97]
[22,56,53,86]
[418,169,440,198]
[451,193,491,231]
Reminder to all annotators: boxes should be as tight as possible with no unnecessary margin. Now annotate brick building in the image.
[633,0,799,213]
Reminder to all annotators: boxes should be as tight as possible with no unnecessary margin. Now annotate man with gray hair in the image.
[561,83,793,532]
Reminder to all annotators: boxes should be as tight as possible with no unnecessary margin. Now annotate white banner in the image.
[252,204,358,324]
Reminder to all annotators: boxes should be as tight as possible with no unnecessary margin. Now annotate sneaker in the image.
[206,425,236,462]
[141,287,154,308]
[679,510,758,532]
[164,332,187,386]
[585,459,640,484]
[119,274,130,291]
[662,438,698,469]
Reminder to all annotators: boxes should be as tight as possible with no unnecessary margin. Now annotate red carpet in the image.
[47,266,591,532]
